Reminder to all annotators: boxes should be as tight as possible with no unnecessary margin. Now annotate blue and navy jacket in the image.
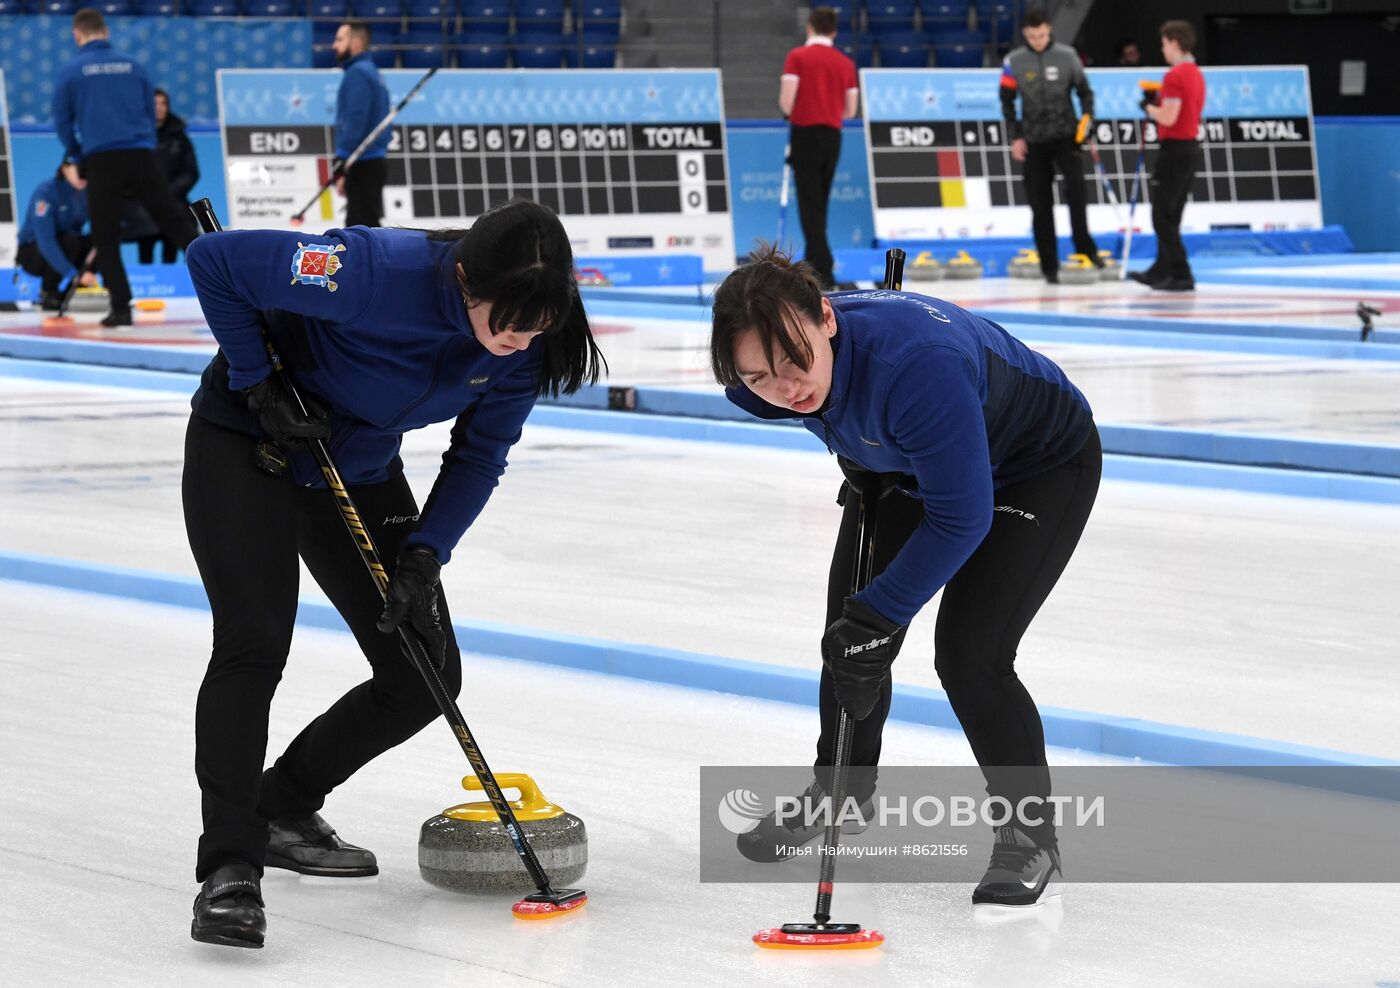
[18,176,88,279]
[52,40,157,162]
[335,53,391,162]
[185,227,542,563]
[727,290,1094,625]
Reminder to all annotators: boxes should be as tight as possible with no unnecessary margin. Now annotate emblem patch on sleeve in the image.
[290,242,346,292]
[34,200,49,217]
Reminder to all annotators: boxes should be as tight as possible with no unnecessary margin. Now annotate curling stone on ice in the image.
[946,249,984,280]
[68,285,110,312]
[1008,249,1041,279]
[1059,253,1100,284]
[1096,250,1120,280]
[907,250,945,281]
[419,773,587,893]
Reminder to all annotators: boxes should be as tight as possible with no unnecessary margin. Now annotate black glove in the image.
[243,373,331,450]
[377,546,447,669]
[821,597,904,720]
[331,157,346,180]
[1138,95,1156,113]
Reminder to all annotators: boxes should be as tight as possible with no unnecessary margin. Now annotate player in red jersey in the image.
[779,7,859,290]
[1131,19,1206,292]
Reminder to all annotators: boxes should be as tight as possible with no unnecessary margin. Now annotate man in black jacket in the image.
[124,88,200,264]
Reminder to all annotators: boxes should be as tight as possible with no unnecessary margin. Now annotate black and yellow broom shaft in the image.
[812,246,904,926]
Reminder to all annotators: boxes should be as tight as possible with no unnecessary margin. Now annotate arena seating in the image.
[0,2,1012,71]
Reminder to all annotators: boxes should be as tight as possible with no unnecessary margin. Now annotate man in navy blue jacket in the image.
[331,22,391,228]
[52,8,197,326]
[16,162,94,309]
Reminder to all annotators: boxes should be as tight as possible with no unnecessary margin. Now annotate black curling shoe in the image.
[191,862,266,948]
[265,812,378,877]
[972,824,1062,907]
[736,779,873,864]
[99,308,132,328]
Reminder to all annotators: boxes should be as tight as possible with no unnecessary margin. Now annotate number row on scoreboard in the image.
[387,122,727,156]
[869,117,1314,150]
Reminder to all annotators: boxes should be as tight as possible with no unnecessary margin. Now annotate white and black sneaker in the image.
[736,779,873,863]
[972,824,1062,907]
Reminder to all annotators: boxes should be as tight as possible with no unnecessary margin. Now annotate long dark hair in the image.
[431,200,606,397]
[709,243,825,388]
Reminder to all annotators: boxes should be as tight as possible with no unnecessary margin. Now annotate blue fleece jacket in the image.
[18,176,88,279]
[727,290,1093,625]
[185,227,541,563]
[335,53,391,162]
[52,40,156,162]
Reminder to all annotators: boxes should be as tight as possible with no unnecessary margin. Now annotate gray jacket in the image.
[999,41,1094,144]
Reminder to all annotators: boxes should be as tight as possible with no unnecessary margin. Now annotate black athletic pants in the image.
[1147,139,1200,281]
[816,426,1102,846]
[137,234,181,265]
[790,124,842,288]
[16,235,91,294]
[183,414,462,880]
[1023,138,1099,277]
[344,157,388,228]
[83,148,197,310]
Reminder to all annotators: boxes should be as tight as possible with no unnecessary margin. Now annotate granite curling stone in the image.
[68,286,110,312]
[1007,249,1041,279]
[1096,250,1121,280]
[945,249,984,279]
[907,250,945,281]
[1059,252,1100,284]
[419,773,587,893]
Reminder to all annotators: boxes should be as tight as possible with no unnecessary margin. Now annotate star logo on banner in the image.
[644,79,661,104]
[921,85,941,112]
[284,82,310,119]
[657,262,672,280]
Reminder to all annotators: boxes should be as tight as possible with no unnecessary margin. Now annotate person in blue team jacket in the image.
[52,8,196,326]
[709,247,1101,910]
[182,200,605,949]
[331,21,392,228]
[16,162,94,309]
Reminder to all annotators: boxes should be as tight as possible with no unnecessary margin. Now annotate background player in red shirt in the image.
[779,7,859,289]
[1132,19,1207,292]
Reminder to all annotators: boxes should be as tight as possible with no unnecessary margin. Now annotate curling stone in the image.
[1059,253,1100,285]
[907,250,945,281]
[1096,250,1121,280]
[1008,249,1041,279]
[419,773,586,893]
[68,285,110,312]
[946,249,984,280]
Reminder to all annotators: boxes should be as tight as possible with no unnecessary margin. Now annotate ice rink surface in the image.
[4,586,1399,988]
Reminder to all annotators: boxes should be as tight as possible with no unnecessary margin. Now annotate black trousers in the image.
[1023,139,1099,276]
[137,234,181,265]
[83,149,197,309]
[816,426,1102,845]
[183,414,462,880]
[344,157,388,228]
[16,235,91,294]
[1147,139,1200,280]
[789,125,842,288]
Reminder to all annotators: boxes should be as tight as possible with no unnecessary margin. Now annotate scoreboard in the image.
[862,66,1322,241]
[218,68,735,269]
[0,72,16,269]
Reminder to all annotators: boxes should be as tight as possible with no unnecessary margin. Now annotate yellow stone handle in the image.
[442,772,565,822]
